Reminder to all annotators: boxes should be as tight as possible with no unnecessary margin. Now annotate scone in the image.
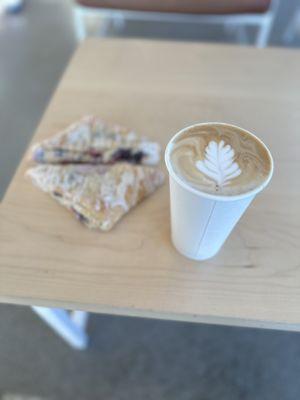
[26,164,164,231]
[31,116,160,166]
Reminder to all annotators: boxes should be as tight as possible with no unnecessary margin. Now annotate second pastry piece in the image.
[31,116,161,166]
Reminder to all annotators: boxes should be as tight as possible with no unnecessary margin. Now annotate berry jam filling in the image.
[36,148,144,164]
[54,149,65,157]
[72,208,89,224]
[33,148,44,162]
[112,149,144,164]
[88,149,102,158]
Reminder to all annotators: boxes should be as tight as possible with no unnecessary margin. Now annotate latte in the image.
[169,123,272,196]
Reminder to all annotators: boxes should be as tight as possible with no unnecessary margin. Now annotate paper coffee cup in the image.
[165,123,274,261]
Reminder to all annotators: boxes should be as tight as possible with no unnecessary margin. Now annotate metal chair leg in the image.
[255,15,273,48]
[73,6,87,42]
[236,25,249,44]
[112,11,126,32]
[283,9,300,44]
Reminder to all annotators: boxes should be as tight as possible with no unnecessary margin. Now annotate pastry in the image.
[26,164,164,231]
[31,116,160,166]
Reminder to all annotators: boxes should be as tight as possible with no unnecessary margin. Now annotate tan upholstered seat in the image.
[75,0,271,15]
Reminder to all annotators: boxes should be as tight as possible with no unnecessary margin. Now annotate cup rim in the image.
[165,122,274,202]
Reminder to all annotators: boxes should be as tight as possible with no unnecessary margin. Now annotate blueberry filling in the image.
[113,149,144,164]
[113,149,131,161]
[54,149,65,157]
[72,208,89,224]
[132,151,144,163]
[35,148,144,164]
[33,148,44,162]
[89,149,102,158]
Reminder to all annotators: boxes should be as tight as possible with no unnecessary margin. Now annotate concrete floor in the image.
[2,304,300,400]
[0,0,76,199]
[1,0,300,399]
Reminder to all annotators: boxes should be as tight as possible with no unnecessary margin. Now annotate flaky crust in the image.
[26,164,164,231]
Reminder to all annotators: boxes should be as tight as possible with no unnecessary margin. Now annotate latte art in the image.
[170,123,272,196]
[196,140,241,187]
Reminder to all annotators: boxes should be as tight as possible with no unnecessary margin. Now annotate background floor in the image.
[1,0,300,399]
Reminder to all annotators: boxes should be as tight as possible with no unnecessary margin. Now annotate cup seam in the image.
[194,200,217,257]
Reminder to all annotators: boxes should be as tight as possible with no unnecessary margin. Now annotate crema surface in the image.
[170,124,271,196]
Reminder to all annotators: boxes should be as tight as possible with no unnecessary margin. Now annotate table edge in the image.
[2,295,300,333]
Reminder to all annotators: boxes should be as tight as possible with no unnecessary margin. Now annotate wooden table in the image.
[1,39,300,345]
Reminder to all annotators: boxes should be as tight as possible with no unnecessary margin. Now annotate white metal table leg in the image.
[70,310,89,330]
[32,306,89,350]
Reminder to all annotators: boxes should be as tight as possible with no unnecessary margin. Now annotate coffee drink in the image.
[170,123,272,196]
[165,122,274,260]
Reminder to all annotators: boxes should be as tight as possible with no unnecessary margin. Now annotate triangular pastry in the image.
[26,164,164,231]
[31,116,160,166]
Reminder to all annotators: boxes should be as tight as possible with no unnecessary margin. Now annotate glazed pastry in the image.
[31,116,161,166]
[26,164,164,231]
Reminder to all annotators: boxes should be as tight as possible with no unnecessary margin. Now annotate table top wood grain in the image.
[1,38,300,331]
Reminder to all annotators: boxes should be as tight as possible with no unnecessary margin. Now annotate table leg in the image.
[31,306,89,350]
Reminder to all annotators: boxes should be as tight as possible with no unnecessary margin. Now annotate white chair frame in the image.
[73,0,278,47]
[283,6,300,44]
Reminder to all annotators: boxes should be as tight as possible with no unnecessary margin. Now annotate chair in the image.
[73,0,278,47]
[283,6,300,44]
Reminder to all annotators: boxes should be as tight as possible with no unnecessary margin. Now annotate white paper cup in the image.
[165,123,274,260]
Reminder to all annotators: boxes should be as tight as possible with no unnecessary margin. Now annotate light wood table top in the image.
[1,38,300,331]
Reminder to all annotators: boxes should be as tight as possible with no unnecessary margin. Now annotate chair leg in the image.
[99,16,112,36]
[73,6,87,42]
[283,9,300,44]
[112,11,126,33]
[74,5,125,39]
[255,16,273,48]
[236,25,249,45]
[32,306,89,350]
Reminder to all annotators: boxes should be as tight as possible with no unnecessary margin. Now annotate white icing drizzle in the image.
[138,142,161,165]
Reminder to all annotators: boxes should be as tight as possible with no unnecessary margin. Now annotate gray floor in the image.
[1,0,300,399]
[1,304,300,400]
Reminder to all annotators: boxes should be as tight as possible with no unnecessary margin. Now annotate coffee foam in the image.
[170,123,272,196]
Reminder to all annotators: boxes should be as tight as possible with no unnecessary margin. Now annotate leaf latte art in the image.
[170,123,272,196]
[196,140,241,187]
